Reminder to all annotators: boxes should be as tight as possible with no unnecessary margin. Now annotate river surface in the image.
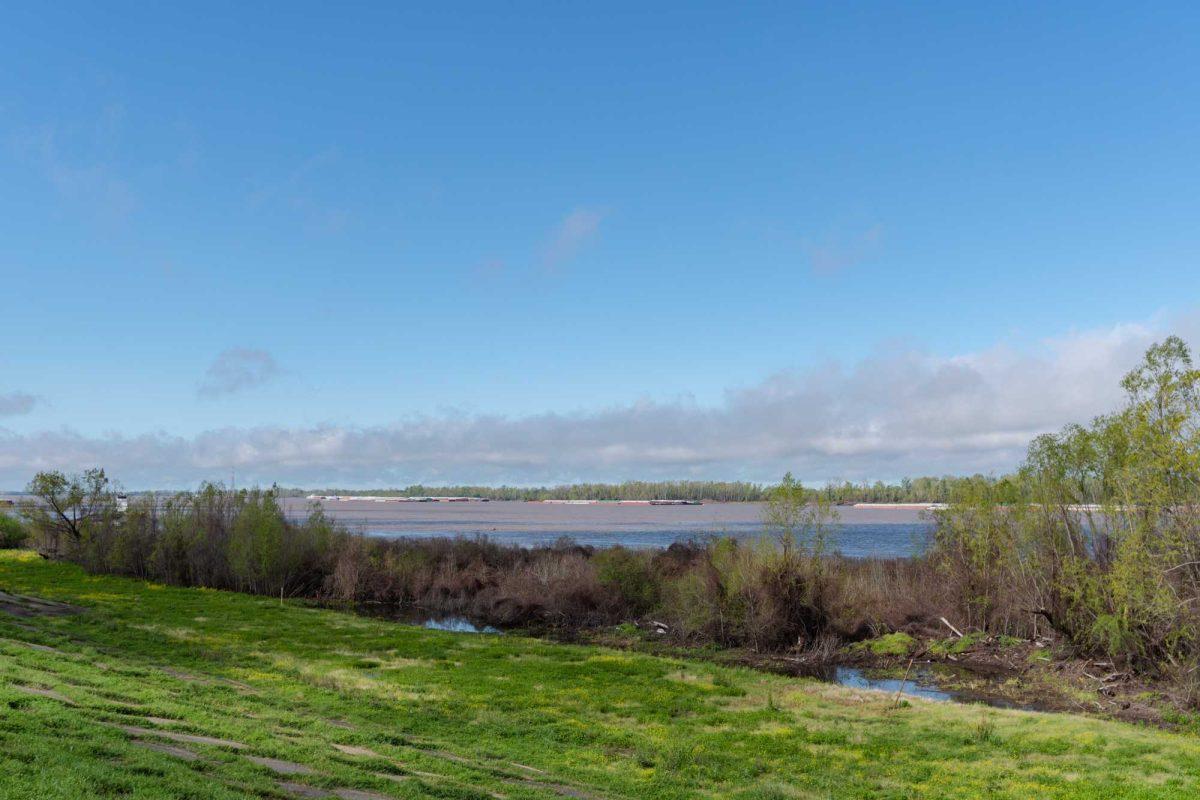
[282,499,934,558]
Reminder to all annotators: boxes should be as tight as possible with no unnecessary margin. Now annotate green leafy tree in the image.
[762,472,836,560]
[20,468,117,557]
[226,489,289,595]
[935,336,1200,672]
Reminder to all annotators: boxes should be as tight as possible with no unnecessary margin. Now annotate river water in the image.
[281,499,934,558]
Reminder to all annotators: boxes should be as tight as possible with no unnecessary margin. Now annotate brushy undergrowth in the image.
[930,337,1200,692]
[2,550,1199,799]
[0,512,27,548]
[15,470,949,653]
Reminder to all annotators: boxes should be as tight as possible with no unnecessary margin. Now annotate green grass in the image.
[854,632,916,657]
[1,552,1198,799]
[929,632,987,657]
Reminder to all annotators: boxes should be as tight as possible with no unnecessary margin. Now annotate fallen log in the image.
[939,617,964,638]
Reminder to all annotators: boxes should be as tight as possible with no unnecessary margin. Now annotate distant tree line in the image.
[279,481,767,502]
[812,476,988,504]
[278,476,986,503]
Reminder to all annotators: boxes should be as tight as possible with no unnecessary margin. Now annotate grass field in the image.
[1,551,1198,799]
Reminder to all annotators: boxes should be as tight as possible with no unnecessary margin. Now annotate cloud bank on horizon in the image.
[2,316,1193,490]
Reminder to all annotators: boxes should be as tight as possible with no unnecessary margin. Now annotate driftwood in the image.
[939,617,964,638]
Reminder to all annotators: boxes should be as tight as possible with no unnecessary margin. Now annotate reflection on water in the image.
[423,617,501,634]
[826,665,1028,709]
[833,666,953,702]
[346,602,503,634]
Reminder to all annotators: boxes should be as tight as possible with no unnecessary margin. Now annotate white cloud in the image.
[2,316,1194,489]
[540,208,604,271]
[0,392,39,417]
[197,349,282,398]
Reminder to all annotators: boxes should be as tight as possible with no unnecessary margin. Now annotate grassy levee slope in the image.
[1,552,1198,800]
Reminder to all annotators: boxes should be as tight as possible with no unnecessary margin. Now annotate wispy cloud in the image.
[247,149,350,234]
[807,224,883,275]
[3,315,1195,488]
[0,392,39,417]
[540,208,604,272]
[8,103,208,231]
[197,349,282,398]
[10,123,138,225]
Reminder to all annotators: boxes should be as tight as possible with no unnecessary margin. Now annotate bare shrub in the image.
[491,551,610,626]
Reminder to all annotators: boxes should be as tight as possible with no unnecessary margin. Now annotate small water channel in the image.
[361,606,1028,709]
[797,662,1032,709]
[840,666,1033,708]
[833,666,955,702]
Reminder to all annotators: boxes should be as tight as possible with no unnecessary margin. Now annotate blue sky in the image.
[2,3,1200,487]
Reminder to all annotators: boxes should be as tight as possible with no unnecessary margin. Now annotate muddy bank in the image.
[548,623,1193,728]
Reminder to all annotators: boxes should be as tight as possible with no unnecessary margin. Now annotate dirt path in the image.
[0,590,82,617]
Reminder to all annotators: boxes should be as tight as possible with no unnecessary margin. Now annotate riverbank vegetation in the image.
[12,465,934,651]
[11,338,1200,718]
[3,550,1198,799]
[932,337,1200,693]
[0,511,28,549]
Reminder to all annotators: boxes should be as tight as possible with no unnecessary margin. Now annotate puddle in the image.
[338,602,502,635]
[422,617,500,634]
